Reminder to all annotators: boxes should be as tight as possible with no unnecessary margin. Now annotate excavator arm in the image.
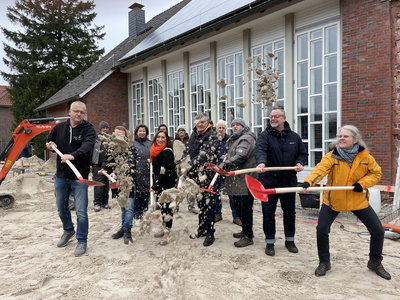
[0,117,68,209]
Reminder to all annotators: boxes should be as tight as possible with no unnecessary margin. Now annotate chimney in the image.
[129,3,145,41]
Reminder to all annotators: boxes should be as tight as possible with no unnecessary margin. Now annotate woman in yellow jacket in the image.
[302,125,390,280]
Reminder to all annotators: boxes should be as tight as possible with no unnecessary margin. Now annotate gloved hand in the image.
[352,183,363,192]
[301,182,310,189]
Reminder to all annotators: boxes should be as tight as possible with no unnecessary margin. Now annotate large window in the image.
[167,70,185,135]
[217,52,243,133]
[148,77,163,138]
[132,82,144,128]
[190,62,211,128]
[251,40,285,136]
[295,23,339,167]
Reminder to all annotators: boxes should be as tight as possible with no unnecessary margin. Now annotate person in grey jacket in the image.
[220,118,257,248]
[133,124,151,220]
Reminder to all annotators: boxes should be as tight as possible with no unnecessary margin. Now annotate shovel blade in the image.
[109,182,118,189]
[245,175,272,202]
[76,179,105,186]
[205,163,230,176]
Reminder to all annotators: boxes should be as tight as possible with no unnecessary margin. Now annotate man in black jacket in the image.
[187,113,219,246]
[255,107,307,257]
[47,101,96,257]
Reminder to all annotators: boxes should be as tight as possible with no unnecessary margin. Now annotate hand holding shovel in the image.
[99,170,118,189]
[50,144,104,186]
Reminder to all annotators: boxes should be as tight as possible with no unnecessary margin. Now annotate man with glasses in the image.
[255,107,308,256]
[47,101,96,257]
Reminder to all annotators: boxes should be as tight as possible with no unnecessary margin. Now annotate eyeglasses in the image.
[72,110,86,115]
[270,115,284,119]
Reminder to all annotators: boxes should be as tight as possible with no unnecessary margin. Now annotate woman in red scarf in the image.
[149,130,177,245]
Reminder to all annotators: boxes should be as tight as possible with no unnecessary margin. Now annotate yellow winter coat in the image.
[303,147,382,212]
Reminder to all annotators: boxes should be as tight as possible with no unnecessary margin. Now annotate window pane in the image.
[297,62,308,87]
[311,39,322,67]
[227,86,234,106]
[197,66,203,84]
[218,59,225,79]
[235,53,243,75]
[310,96,322,122]
[311,124,322,148]
[277,75,284,99]
[298,116,308,140]
[325,112,337,139]
[297,34,308,61]
[254,103,262,125]
[276,49,284,72]
[325,55,337,83]
[227,64,234,84]
[325,25,337,54]
[311,68,322,94]
[311,29,322,39]
[297,89,308,114]
[325,84,337,111]
[235,77,243,97]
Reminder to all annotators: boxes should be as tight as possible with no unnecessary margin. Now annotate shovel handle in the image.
[51,145,84,180]
[150,162,155,205]
[101,170,116,182]
[271,186,355,194]
[229,166,296,176]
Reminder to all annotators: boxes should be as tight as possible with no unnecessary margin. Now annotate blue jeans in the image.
[133,189,150,219]
[262,192,296,244]
[55,177,89,243]
[229,195,239,219]
[121,197,135,230]
[317,204,384,264]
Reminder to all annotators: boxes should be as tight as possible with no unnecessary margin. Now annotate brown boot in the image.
[159,228,170,246]
[154,224,165,238]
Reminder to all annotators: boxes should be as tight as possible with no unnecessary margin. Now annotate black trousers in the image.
[92,164,109,206]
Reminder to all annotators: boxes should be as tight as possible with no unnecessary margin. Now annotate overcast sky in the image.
[0,0,183,86]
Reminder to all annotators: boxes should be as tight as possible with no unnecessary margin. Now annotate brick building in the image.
[0,86,14,151]
[38,0,400,186]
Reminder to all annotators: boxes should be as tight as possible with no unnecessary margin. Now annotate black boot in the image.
[112,227,124,239]
[203,233,215,247]
[367,260,391,280]
[124,228,133,244]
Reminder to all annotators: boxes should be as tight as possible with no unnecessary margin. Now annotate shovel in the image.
[150,162,155,206]
[245,175,354,202]
[205,163,296,176]
[100,170,118,189]
[381,223,400,234]
[51,145,104,186]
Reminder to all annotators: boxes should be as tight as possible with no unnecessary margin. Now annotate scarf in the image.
[150,141,166,163]
[336,143,359,167]
[198,123,211,136]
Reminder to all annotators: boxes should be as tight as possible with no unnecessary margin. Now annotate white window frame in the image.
[131,81,144,127]
[167,70,185,135]
[148,76,163,138]
[250,39,285,137]
[295,22,341,167]
[190,62,211,128]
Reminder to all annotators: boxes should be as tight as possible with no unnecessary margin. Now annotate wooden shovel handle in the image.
[230,166,297,176]
[51,145,83,180]
[101,170,116,182]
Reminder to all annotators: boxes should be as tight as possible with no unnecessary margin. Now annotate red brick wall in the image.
[342,0,393,184]
[0,106,14,150]
[85,70,129,132]
[44,70,129,159]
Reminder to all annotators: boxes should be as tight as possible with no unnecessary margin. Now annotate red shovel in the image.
[381,223,400,234]
[100,170,118,189]
[51,145,104,186]
[200,172,218,194]
[245,175,354,202]
[205,163,296,176]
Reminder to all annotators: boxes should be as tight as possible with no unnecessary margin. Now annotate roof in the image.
[36,0,191,111]
[117,0,287,68]
[0,86,11,107]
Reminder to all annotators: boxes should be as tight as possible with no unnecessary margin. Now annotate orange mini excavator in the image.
[0,117,68,209]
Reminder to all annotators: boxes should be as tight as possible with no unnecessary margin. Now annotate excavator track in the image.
[0,192,15,209]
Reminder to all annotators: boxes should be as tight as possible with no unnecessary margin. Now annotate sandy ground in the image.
[0,160,400,299]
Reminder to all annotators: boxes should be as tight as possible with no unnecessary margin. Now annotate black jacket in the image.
[151,148,177,195]
[134,136,151,193]
[187,125,219,188]
[254,122,308,188]
[48,119,96,179]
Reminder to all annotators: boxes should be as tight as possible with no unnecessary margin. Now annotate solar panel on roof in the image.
[120,0,254,61]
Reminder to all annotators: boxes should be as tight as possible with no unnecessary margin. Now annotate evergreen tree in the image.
[1,0,105,158]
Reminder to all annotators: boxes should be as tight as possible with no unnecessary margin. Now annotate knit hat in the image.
[232,118,246,128]
[99,121,110,131]
[177,125,186,132]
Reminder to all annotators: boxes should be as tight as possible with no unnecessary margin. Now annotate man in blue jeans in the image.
[47,101,96,257]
